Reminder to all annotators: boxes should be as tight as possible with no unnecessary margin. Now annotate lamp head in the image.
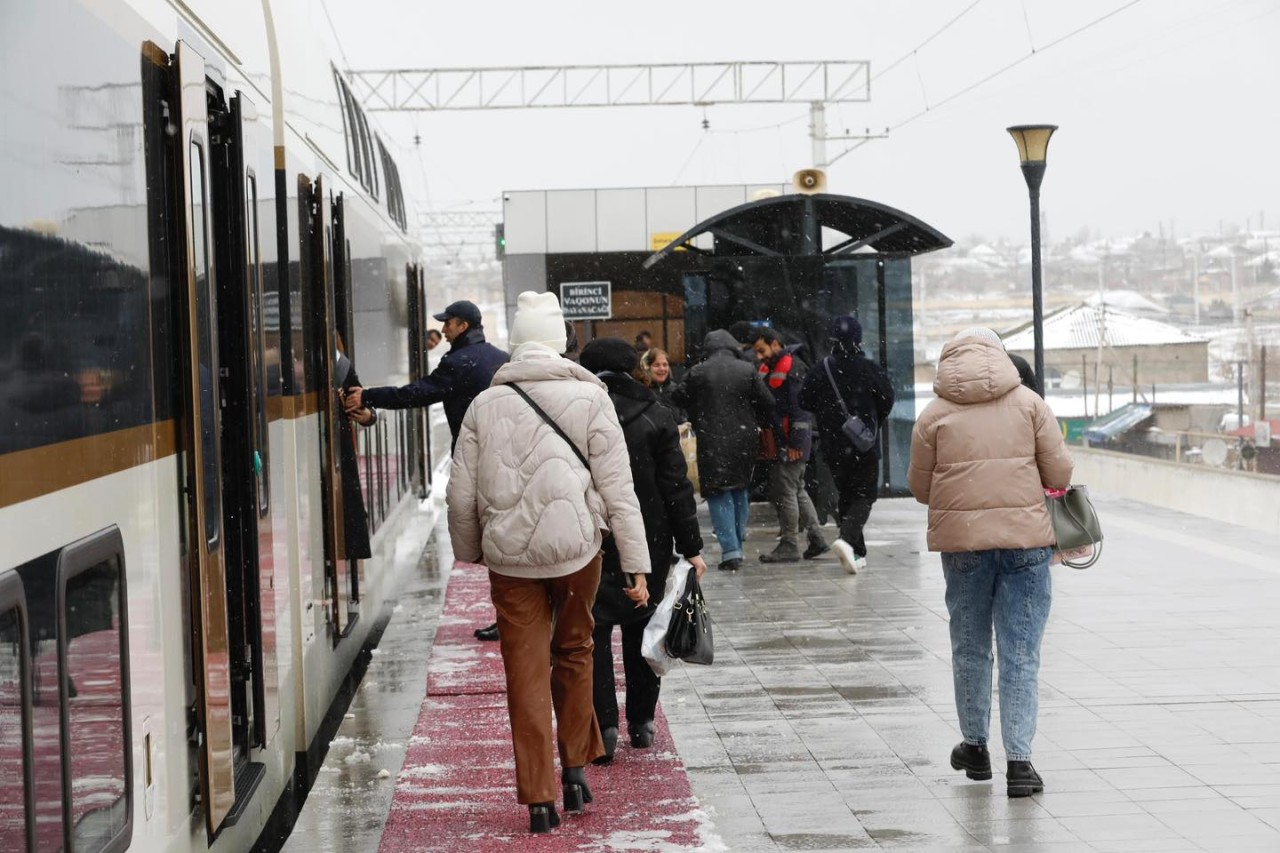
[1006,125,1058,165]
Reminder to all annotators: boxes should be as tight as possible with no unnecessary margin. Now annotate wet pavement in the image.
[284,490,1280,852]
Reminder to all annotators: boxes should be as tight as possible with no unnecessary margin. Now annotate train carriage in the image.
[0,1,442,850]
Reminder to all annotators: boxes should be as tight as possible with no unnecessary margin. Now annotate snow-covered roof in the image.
[1083,290,1168,314]
[1001,304,1207,351]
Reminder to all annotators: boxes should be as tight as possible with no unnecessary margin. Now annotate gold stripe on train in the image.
[0,393,321,509]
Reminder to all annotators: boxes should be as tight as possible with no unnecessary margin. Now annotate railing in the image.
[1088,428,1272,474]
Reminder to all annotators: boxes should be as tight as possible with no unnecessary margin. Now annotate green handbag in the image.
[1044,485,1103,569]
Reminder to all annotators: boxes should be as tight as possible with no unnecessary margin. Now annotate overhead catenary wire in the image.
[887,0,1144,133]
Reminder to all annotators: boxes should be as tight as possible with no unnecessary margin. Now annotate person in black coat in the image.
[673,329,774,572]
[640,347,687,424]
[345,300,508,448]
[580,338,707,762]
[1008,352,1042,397]
[798,315,895,575]
[336,345,376,560]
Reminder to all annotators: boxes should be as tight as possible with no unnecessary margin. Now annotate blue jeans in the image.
[706,488,750,562]
[942,547,1052,761]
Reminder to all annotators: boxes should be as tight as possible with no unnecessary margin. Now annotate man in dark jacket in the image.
[751,327,829,563]
[579,337,706,761]
[345,299,509,641]
[344,299,508,447]
[674,330,774,572]
[798,315,895,575]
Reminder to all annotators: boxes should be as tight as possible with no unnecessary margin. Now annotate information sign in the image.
[560,281,612,320]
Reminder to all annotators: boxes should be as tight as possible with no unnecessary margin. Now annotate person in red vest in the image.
[751,327,829,562]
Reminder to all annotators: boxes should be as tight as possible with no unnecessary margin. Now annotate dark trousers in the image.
[592,617,661,734]
[489,554,605,804]
[827,452,880,558]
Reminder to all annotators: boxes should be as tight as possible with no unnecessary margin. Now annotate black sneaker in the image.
[950,742,992,780]
[803,538,830,559]
[1006,761,1043,797]
[717,559,742,572]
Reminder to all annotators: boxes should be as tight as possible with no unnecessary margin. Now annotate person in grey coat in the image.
[673,329,774,571]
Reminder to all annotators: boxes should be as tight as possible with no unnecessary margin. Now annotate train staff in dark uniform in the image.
[344,299,507,446]
[343,300,509,641]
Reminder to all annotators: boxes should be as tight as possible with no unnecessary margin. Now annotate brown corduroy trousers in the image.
[489,553,605,804]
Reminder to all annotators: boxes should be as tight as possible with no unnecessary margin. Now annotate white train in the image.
[0,1,447,850]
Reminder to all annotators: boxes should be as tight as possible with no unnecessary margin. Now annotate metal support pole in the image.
[810,102,827,170]
[1238,360,1246,431]
[1081,353,1088,417]
[1020,166,1047,388]
[1262,344,1268,421]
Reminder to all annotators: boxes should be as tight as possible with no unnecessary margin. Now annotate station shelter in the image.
[500,183,951,496]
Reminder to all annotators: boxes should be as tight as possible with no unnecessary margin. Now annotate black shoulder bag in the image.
[823,357,878,453]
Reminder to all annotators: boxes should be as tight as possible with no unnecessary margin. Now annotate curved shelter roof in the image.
[641,192,952,268]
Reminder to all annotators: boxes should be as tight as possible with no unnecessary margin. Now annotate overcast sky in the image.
[327,0,1279,245]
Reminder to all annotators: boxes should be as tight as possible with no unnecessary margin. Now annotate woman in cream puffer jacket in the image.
[447,293,649,833]
[908,327,1072,799]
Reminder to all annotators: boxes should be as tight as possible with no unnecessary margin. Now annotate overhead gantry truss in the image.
[347,61,870,112]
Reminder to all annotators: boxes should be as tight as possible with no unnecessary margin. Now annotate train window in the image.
[377,138,406,231]
[332,68,355,177]
[247,174,271,515]
[0,597,32,853]
[190,141,222,550]
[356,108,376,198]
[58,530,131,852]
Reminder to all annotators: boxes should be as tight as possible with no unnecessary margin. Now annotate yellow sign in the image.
[650,232,688,252]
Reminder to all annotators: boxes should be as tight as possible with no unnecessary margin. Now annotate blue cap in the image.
[432,300,482,326]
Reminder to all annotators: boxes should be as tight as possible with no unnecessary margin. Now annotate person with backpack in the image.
[750,326,829,563]
[798,315,895,574]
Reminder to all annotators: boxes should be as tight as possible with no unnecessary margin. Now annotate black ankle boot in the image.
[629,719,655,749]
[561,766,593,813]
[950,742,992,780]
[1006,760,1044,797]
[592,726,618,765]
[529,802,560,833]
[474,622,499,641]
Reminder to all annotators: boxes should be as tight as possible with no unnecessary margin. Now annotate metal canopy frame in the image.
[642,193,953,268]
[348,61,870,112]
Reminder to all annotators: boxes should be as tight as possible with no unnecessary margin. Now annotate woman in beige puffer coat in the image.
[448,291,650,833]
[908,327,1072,799]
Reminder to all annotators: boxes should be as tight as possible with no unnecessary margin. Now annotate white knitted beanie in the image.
[952,326,1005,348]
[509,291,568,354]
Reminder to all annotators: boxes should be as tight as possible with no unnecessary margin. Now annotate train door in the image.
[209,87,275,785]
[300,177,353,641]
[405,263,430,497]
[172,41,236,835]
[0,573,33,852]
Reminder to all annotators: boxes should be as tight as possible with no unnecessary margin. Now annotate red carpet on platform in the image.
[378,561,723,852]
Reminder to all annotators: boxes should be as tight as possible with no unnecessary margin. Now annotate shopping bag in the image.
[1044,485,1103,569]
[663,566,713,665]
[641,559,691,676]
[678,423,699,494]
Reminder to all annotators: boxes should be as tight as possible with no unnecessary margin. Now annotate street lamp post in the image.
[1007,124,1058,392]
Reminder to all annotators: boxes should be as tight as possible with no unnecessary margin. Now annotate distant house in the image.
[1001,303,1209,389]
